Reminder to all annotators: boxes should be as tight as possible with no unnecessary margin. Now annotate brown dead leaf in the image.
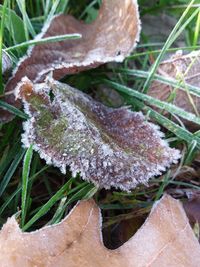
[0,195,200,266]
[16,77,180,191]
[1,0,141,122]
[148,51,200,130]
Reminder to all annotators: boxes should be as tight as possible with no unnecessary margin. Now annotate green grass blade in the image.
[45,0,63,22]
[0,166,49,215]
[118,68,200,97]
[0,140,20,176]
[47,196,68,225]
[66,184,96,205]
[135,100,200,148]
[21,145,33,227]
[0,100,29,119]
[44,0,51,17]
[127,45,200,60]
[193,10,200,46]
[168,180,200,190]
[22,178,74,231]
[183,140,198,165]
[0,147,25,197]
[142,0,197,93]
[56,0,70,13]
[154,172,171,201]
[16,0,36,39]
[0,5,26,45]
[5,33,82,52]
[0,0,8,94]
[103,79,200,126]
[170,7,200,46]
[49,183,96,225]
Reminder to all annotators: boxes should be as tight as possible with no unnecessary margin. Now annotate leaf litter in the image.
[0,195,200,267]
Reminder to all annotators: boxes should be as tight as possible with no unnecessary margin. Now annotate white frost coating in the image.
[18,78,181,191]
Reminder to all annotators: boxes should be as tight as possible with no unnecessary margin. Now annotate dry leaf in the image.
[16,77,180,191]
[1,0,141,122]
[148,51,200,130]
[1,195,200,266]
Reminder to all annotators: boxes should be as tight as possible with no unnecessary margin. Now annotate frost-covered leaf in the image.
[1,0,141,123]
[16,77,180,191]
[1,195,200,267]
[148,51,200,130]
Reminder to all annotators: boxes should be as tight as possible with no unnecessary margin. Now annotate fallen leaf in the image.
[0,195,200,266]
[148,51,200,130]
[16,77,180,191]
[1,0,141,122]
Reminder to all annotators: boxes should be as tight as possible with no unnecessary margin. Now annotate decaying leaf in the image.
[1,0,141,122]
[1,195,200,266]
[16,77,180,191]
[148,51,200,130]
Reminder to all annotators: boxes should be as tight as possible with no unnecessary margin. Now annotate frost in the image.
[17,78,180,191]
[1,0,141,123]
